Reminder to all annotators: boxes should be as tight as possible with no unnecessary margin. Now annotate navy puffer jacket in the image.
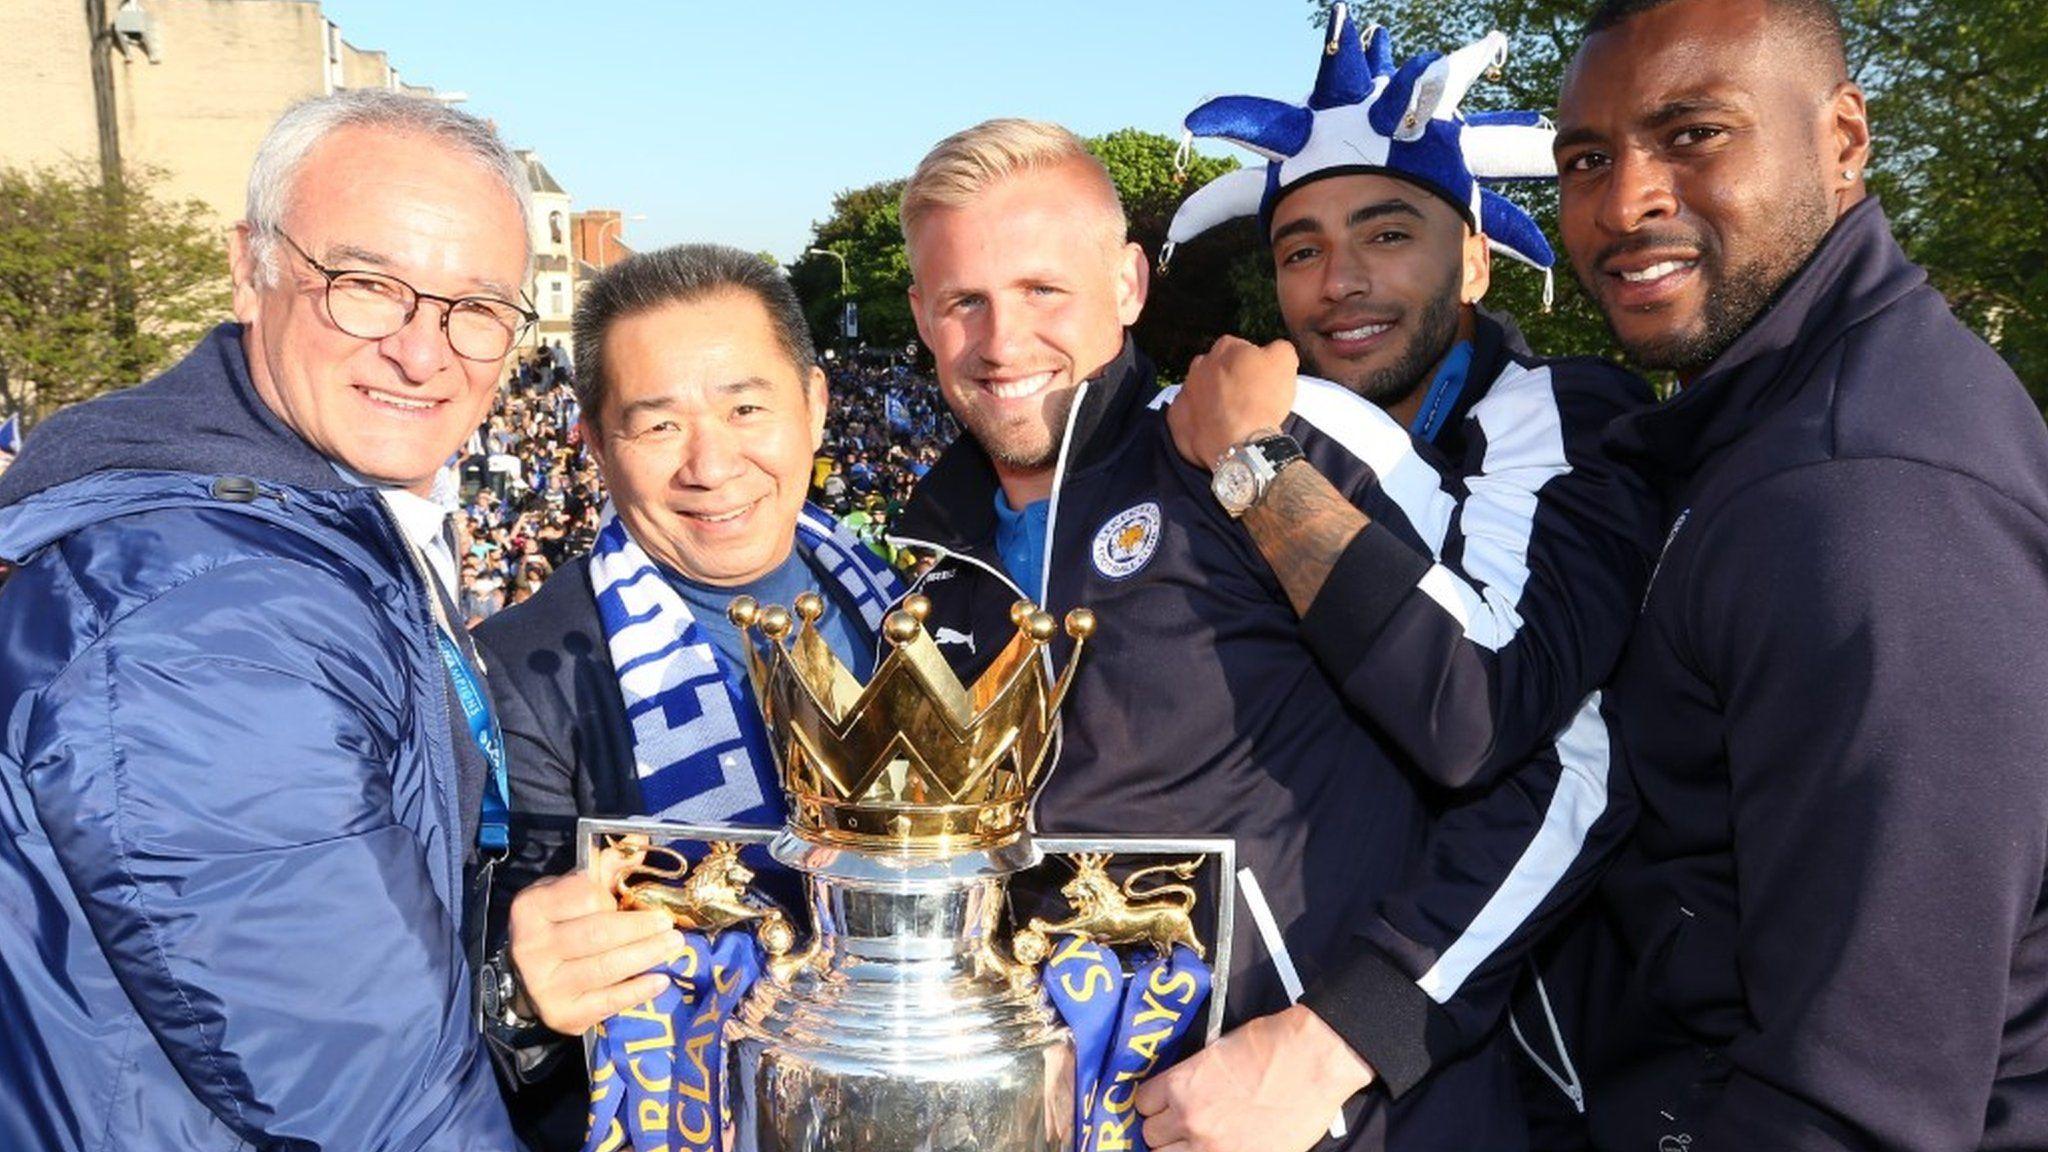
[0,325,514,1150]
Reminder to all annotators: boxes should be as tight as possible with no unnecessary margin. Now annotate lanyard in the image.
[1408,341,1475,445]
[436,628,511,859]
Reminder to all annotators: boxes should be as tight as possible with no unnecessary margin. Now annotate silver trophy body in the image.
[724,833,1074,1152]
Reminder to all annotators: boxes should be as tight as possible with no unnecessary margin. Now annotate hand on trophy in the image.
[1133,1003,1374,1152]
[1165,335,1299,471]
[506,839,691,1035]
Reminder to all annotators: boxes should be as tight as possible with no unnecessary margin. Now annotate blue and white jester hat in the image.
[1163,4,1559,301]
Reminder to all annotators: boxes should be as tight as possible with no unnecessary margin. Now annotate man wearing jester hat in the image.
[1115,7,1664,1149]
[893,19,1651,1151]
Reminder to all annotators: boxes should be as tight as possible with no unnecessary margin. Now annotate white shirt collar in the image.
[333,465,459,603]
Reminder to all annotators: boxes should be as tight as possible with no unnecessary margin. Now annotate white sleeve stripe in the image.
[1416,691,1612,1002]
[1464,364,1570,607]
[1161,368,1570,650]
[1416,563,1526,649]
[1288,366,1568,652]
[1289,376,1461,556]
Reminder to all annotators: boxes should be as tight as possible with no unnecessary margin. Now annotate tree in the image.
[1088,128,1280,373]
[0,163,228,427]
[1850,0,2048,404]
[1305,0,2048,404]
[790,180,915,357]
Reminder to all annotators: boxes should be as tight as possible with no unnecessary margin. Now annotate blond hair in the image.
[900,118,1127,261]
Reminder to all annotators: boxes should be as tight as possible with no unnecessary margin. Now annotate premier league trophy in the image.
[723,591,1088,1152]
[581,592,1222,1152]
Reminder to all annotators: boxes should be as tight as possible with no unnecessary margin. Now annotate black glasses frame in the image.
[274,230,538,362]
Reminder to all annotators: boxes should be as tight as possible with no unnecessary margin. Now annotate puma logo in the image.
[933,627,975,655]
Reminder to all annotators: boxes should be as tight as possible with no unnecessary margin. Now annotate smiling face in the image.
[1269,173,1488,412]
[906,160,1146,505]
[584,291,827,587]
[1554,0,1867,374]
[229,125,528,493]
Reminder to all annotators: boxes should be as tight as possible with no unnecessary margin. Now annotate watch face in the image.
[1213,457,1258,514]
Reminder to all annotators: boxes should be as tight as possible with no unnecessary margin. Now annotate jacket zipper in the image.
[370,500,471,901]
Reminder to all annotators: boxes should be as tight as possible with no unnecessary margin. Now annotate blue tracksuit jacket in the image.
[892,326,1659,1151]
[1583,198,2048,1151]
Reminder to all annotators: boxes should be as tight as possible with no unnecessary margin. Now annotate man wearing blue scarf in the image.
[471,244,899,1146]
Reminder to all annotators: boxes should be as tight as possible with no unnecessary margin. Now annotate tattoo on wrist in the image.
[1244,463,1367,618]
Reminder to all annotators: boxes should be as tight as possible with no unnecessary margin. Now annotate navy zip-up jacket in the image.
[1585,199,2048,1151]
[893,329,1656,1150]
[0,325,515,1151]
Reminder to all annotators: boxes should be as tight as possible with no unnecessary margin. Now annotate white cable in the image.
[1238,867,1348,1142]
[1506,969,1584,1113]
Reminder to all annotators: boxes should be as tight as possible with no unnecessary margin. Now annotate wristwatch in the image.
[480,946,539,1031]
[1211,430,1305,518]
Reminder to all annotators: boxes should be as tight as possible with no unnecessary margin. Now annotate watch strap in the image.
[1248,431,1304,473]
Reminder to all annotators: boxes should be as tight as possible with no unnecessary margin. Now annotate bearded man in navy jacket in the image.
[892,96,1657,1151]
[1127,10,1670,1146]
[1551,1,2048,1148]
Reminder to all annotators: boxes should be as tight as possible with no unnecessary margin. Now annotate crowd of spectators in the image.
[807,355,956,562]
[449,342,602,624]
[448,343,958,626]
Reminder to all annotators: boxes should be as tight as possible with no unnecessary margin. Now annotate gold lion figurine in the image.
[1014,853,1206,964]
[612,839,795,956]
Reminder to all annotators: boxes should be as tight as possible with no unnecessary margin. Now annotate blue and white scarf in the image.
[587,501,901,823]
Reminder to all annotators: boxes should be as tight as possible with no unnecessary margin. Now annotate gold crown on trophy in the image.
[727,592,1093,855]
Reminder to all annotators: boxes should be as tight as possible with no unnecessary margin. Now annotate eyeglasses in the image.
[275,230,537,362]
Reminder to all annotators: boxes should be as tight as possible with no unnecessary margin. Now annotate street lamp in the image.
[597,213,646,271]
[805,247,848,295]
[806,247,852,346]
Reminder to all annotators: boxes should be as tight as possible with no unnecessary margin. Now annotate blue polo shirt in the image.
[993,490,1049,601]
[662,544,876,681]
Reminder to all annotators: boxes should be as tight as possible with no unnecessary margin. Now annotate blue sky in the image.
[318,1,1334,261]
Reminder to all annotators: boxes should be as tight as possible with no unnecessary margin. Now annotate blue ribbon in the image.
[435,629,510,856]
[580,932,1210,1152]
[1044,939,1214,1152]
[582,931,763,1152]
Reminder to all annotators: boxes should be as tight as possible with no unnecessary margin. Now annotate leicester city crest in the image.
[1092,502,1163,580]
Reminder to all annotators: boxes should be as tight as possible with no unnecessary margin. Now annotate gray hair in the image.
[572,244,817,428]
[244,89,532,285]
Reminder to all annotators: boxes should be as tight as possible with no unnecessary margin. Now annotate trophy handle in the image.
[1046,609,1096,716]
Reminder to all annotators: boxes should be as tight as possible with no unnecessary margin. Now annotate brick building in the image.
[0,0,613,369]
[572,209,638,277]
[0,0,438,226]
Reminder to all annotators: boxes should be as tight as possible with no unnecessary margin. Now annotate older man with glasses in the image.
[0,90,529,1151]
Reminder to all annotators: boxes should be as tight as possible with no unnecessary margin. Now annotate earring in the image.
[1843,169,1858,181]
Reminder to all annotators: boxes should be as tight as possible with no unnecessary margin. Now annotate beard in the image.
[1294,259,1464,409]
[1583,183,1837,374]
[954,382,1079,474]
